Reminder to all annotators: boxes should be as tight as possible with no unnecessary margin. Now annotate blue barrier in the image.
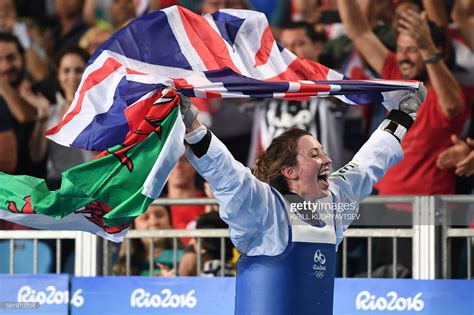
[334,278,474,314]
[71,276,235,315]
[0,275,473,314]
[0,274,69,314]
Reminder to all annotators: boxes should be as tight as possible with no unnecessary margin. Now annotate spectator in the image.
[114,203,183,276]
[21,46,94,190]
[44,0,89,58]
[143,0,179,13]
[420,0,474,195]
[0,33,50,238]
[167,154,206,231]
[179,212,234,277]
[204,182,219,213]
[200,0,251,14]
[0,0,49,82]
[195,212,234,276]
[250,22,347,170]
[338,0,469,275]
[78,25,113,55]
[110,0,136,29]
[0,90,16,174]
[452,0,474,51]
[290,0,322,25]
[0,32,46,178]
[438,136,474,177]
[422,0,473,111]
[392,1,421,31]
[320,0,396,141]
[338,0,468,196]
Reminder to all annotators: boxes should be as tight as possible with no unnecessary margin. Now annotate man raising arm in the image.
[337,0,468,197]
[337,0,463,118]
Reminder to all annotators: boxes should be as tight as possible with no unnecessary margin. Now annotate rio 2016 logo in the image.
[312,249,326,278]
[131,288,197,308]
[356,291,424,311]
[17,286,84,307]
[313,250,326,264]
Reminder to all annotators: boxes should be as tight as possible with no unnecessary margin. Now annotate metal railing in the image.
[438,196,474,279]
[117,229,230,276]
[341,228,413,278]
[0,230,97,276]
[0,195,472,279]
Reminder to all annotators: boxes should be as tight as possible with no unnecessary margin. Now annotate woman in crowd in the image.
[114,203,183,276]
[21,46,94,190]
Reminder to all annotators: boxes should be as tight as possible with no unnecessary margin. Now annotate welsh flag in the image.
[0,90,185,242]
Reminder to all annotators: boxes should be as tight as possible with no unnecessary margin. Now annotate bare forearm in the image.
[336,0,387,73]
[337,0,372,40]
[422,52,463,118]
[25,50,49,82]
[423,0,449,27]
[29,120,48,163]
[83,0,97,26]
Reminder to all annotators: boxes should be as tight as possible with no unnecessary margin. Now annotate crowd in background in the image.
[0,0,473,278]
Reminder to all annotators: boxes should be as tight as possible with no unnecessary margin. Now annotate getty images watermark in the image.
[288,200,360,223]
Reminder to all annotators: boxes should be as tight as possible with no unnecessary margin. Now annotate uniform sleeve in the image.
[329,129,404,246]
[186,133,289,256]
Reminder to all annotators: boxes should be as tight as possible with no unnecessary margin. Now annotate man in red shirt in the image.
[337,0,469,196]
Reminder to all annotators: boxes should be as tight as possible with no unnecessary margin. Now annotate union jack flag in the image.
[46,5,420,151]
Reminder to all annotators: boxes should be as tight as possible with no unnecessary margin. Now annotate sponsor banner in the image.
[0,274,69,314]
[1,275,473,314]
[70,276,235,315]
[334,278,474,315]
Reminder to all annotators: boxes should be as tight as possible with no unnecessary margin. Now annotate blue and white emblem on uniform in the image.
[313,249,327,278]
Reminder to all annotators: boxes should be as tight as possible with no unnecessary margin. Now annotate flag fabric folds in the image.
[0,90,185,242]
[0,6,421,241]
[45,5,420,151]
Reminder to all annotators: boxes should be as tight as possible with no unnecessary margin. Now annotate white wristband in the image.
[184,125,208,144]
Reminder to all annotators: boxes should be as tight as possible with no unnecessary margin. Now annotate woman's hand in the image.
[155,263,176,277]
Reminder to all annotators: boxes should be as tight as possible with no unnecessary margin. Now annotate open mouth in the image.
[399,62,415,72]
[318,169,330,186]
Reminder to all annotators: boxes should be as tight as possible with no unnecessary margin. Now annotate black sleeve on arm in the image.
[381,110,414,143]
[386,110,414,130]
[189,130,212,158]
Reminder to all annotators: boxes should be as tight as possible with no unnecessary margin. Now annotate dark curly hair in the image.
[253,128,311,193]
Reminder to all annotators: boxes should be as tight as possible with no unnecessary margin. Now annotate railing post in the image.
[75,232,99,276]
[412,196,436,279]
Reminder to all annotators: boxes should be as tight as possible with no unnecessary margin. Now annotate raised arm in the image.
[398,10,464,118]
[422,0,449,28]
[330,87,426,233]
[330,125,403,203]
[336,0,389,74]
[19,84,50,162]
[452,0,474,51]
